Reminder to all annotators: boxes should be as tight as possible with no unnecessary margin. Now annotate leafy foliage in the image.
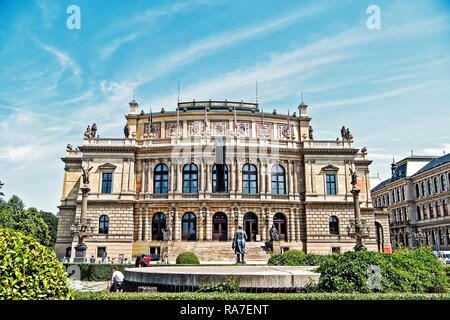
[0,227,73,300]
[300,247,446,293]
[0,195,53,247]
[197,278,240,293]
[38,210,58,247]
[175,251,200,265]
[268,250,327,266]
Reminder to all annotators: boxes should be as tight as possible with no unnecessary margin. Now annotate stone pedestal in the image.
[73,242,88,263]
[271,241,281,255]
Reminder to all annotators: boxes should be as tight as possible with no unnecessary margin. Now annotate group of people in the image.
[134,254,169,267]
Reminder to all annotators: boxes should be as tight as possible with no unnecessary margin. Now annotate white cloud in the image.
[99,32,140,60]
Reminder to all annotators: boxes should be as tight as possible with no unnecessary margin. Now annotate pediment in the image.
[321,165,339,172]
[98,163,117,172]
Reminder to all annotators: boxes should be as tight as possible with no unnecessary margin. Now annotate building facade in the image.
[371,154,450,251]
[55,99,390,262]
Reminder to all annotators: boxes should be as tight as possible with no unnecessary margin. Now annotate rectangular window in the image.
[326,174,336,195]
[332,247,341,254]
[102,173,112,193]
[97,247,106,258]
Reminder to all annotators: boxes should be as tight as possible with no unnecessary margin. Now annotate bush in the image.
[268,250,327,266]
[197,278,240,293]
[0,227,73,299]
[63,263,137,281]
[176,251,200,265]
[300,247,446,293]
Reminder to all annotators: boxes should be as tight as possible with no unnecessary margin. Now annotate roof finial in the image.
[301,90,304,104]
[133,89,136,102]
[255,81,258,104]
[177,80,180,103]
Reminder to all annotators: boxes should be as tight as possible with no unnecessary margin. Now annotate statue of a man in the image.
[308,126,314,139]
[346,128,351,140]
[232,225,247,264]
[341,126,347,140]
[270,224,279,241]
[91,123,97,138]
[124,124,129,138]
[162,226,171,241]
[84,125,91,139]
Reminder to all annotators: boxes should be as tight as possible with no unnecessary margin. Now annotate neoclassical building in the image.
[371,154,450,251]
[55,99,390,261]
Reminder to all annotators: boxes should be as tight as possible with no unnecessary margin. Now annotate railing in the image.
[83,138,136,146]
[65,150,82,157]
[303,140,354,149]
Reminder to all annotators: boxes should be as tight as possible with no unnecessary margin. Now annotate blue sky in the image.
[0,0,449,213]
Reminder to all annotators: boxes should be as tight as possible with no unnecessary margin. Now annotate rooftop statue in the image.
[81,164,93,186]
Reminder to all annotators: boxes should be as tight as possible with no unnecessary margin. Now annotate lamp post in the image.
[71,161,94,263]
[346,168,370,251]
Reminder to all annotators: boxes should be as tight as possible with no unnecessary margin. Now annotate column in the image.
[200,160,205,194]
[134,207,141,241]
[148,159,153,194]
[129,159,136,192]
[261,208,267,241]
[142,159,147,194]
[289,208,295,242]
[140,207,145,241]
[293,161,298,196]
[288,161,294,195]
[198,208,204,241]
[228,161,234,193]
[229,208,235,238]
[259,160,265,194]
[294,208,300,242]
[237,207,243,229]
[174,209,181,241]
[206,208,212,241]
[236,160,242,193]
[143,208,149,241]
[206,162,212,193]
[177,163,183,193]
[168,159,173,192]
[265,162,271,195]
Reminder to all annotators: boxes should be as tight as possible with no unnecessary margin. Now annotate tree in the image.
[0,181,4,196]
[39,210,59,247]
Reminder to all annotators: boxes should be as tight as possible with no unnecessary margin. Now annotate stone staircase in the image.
[167,241,270,263]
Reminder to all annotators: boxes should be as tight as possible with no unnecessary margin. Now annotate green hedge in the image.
[0,227,73,300]
[176,251,200,265]
[75,291,450,300]
[63,263,137,281]
[268,250,326,266]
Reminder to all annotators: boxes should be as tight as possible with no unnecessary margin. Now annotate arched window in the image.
[441,175,447,192]
[183,163,198,193]
[423,204,428,219]
[273,213,287,240]
[271,165,286,194]
[427,180,432,195]
[421,182,426,197]
[154,163,169,194]
[397,189,401,202]
[415,184,420,198]
[152,212,166,240]
[182,212,196,240]
[436,201,441,217]
[416,206,421,220]
[99,215,109,234]
[242,164,258,194]
[434,177,439,193]
[386,194,390,206]
[401,187,406,201]
[329,216,339,235]
[429,203,434,218]
[444,199,448,216]
[375,222,383,252]
[212,164,228,193]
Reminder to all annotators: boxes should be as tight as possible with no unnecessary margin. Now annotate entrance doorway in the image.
[244,212,258,241]
[152,212,166,241]
[182,212,197,240]
[375,222,383,252]
[212,212,228,241]
[273,212,287,241]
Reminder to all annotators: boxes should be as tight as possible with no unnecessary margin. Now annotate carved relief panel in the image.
[143,122,161,139]
[277,124,294,139]
[211,121,228,136]
[165,121,183,137]
[188,120,204,136]
[256,122,273,139]
[235,121,251,137]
